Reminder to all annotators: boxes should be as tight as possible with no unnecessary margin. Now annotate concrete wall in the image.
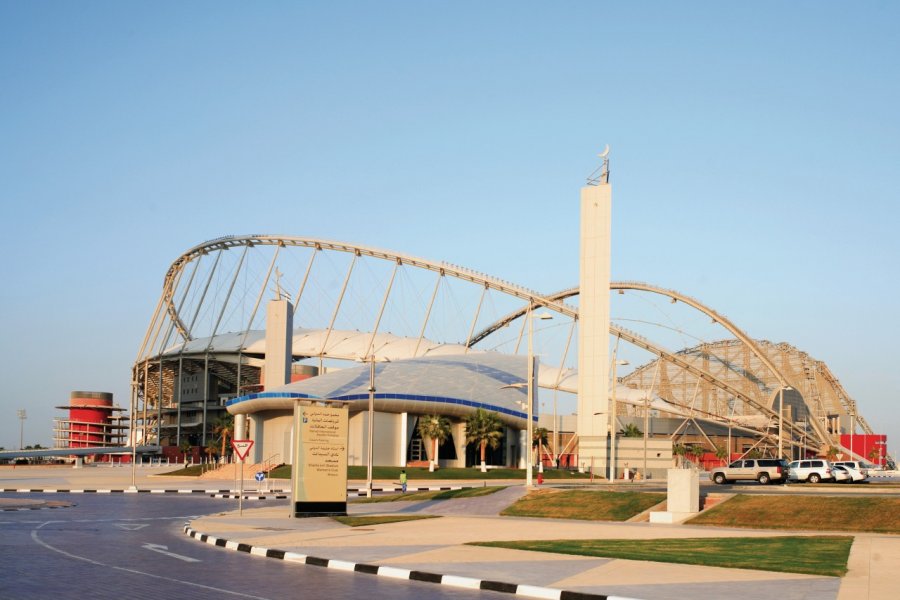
[251,410,293,466]
[348,411,401,467]
[614,438,674,480]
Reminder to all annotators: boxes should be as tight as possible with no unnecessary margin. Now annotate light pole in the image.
[366,356,376,498]
[358,354,389,498]
[642,393,649,479]
[17,409,26,449]
[778,386,793,459]
[609,359,629,482]
[526,307,553,488]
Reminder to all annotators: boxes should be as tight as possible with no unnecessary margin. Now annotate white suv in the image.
[787,459,834,483]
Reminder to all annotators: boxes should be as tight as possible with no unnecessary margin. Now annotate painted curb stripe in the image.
[2,485,463,495]
[182,525,622,599]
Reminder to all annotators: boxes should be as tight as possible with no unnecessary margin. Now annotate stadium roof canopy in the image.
[226,351,660,428]
[227,352,538,427]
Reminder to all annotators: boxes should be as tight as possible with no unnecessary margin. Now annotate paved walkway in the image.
[2,466,897,599]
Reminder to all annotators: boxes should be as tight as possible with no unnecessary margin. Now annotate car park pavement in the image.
[2,465,897,600]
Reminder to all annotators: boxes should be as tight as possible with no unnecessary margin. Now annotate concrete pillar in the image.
[577,181,612,467]
[650,469,700,524]
[264,299,293,389]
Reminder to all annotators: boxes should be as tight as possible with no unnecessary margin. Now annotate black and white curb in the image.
[183,525,642,600]
[347,485,470,496]
[1,504,71,512]
[210,494,289,500]
[1,488,235,494]
[2,485,462,496]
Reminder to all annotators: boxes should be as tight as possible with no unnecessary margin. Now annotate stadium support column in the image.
[576,178,612,475]
[265,298,294,390]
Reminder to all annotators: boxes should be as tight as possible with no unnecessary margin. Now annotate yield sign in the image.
[231,439,254,460]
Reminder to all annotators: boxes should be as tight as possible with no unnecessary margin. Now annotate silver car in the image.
[709,458,789,485]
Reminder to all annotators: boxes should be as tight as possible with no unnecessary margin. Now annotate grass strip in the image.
[471,535,853,577]
[332,514,439,527]
[501,489,665,521]
[689,494,900,534]
[355,486,505,503]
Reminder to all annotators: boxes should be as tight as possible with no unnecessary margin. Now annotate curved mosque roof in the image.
[227,352,536,428]
[225,350,672,428]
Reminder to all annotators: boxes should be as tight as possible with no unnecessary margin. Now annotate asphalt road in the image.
[1,494,506,600]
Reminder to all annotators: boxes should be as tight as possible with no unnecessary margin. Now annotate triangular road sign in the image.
[231,439,254,460]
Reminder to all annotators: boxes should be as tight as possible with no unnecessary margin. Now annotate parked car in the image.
[709,458,790,485]
[832,461,873,477]
[787,459,834,483]
[831,464,867,483]
[830,465,851,483]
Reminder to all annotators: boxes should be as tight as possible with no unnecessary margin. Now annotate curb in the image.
[1,485,464,496]
[183,525,643,600]
[210,494,289,500]
[1,504,70,512]
[0,488,238,494]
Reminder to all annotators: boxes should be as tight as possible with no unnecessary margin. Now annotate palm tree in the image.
[203,439,218,471]
[179,440,193,464]
[672,443,687,468]
[689,444,706,464]
[714,445,729,466]
[418,414,451,472]
[620,423,643,438]
[825,446,840,462]
[867,446,881,466]
[532,427,549,468]
[212,414,234,463]
[464,408,503,473]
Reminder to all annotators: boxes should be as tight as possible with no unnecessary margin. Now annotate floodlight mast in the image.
[17,409,26,450]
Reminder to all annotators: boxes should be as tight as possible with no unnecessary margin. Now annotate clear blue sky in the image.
[1,2,897,456]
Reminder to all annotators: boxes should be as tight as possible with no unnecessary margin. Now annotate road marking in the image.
[142,543,202,562]
[31,522,270,599]
[116,523,150,531]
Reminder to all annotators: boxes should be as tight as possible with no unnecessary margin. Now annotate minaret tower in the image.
[576,146,612,470]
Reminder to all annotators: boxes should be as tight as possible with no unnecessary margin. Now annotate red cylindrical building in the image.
[54,391,127,451]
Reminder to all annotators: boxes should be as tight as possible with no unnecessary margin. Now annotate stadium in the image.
[129,179,890,476]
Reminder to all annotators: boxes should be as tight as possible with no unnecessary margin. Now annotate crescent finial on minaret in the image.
[586,144,611,185]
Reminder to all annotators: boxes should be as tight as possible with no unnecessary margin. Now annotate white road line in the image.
[30,522,272,599]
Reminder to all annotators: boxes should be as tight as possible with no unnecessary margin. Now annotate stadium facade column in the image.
[262,297,293,464]
[576,178,612,474]
[265,298,294,389]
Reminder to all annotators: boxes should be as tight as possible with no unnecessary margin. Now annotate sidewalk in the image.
[2,466,896,599]
[186,485,890,600]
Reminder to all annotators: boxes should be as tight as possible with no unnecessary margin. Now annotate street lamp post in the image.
[778,386,793,459]
[609,359,629,482]
[366,356,375,498]
[643,394,649,479]
[17,409,26,449]
[526,307,553,488]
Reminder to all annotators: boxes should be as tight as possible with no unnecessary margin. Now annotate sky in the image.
[1,2,897,456]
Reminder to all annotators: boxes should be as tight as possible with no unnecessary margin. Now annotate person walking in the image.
[399,469,408,493]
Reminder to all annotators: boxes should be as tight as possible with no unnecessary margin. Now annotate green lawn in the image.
[688,494,900,534]
[333,514,439,527]
[158,464,222,476]
[501,489,665,521]
[471,536,853,576]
